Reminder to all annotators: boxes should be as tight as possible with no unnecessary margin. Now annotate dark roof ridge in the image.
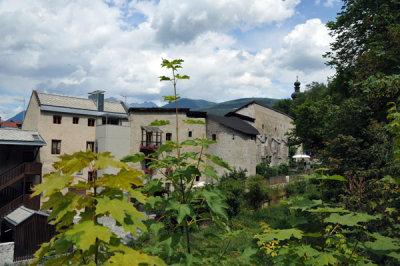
[207,114,259,136]
[129,107,191,113]
[234,100,293,119]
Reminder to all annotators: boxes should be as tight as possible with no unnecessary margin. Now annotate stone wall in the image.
[236,103,294,166]
[0,242,14,264]
[206,118,257,177]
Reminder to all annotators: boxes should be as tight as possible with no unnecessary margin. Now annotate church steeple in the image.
[291,76,301,100]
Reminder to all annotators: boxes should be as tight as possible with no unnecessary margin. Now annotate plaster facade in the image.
[129,109,206,182]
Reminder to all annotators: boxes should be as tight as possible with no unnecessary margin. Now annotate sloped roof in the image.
[208,115,259,136]
[0,128,46,146]
[4,206,49,227]
[35,91,126,114]
[233,100,293,119]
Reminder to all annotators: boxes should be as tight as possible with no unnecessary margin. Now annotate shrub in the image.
[278,163,289,175]
[218,168,247,217]
[246,174,268,210]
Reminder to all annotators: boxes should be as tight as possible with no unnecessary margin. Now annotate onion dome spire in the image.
[291,76,301,100]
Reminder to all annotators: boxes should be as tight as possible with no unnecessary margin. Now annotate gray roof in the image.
[36,91,126,114]
[208,115,259,136]
[3,206,49,227]
[141,126,163,133]
[0,128,46,146]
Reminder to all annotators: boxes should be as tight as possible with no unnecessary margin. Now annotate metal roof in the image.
[36,91,126,114]
[207,115,259,136]
[3,206,49,227]
[141,126,163,133]
[40,105,129,119]
[0,128,46,146]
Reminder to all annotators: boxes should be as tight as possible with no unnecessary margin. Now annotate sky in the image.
[0,0,343,120]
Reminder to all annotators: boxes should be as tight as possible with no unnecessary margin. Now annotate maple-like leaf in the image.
[105,244,166,265]
[32,170,74,198]
[96,196,147,235]
[98,168,144,189]
[64,221,113,251]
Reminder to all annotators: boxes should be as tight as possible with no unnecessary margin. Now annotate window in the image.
[88,118,95,127]
[86,141,95,152]
[166,133,172,141]
[51,140,61,154]
[102,117,119,125]
[53,115,62,124]
[188,131,192,137]
[195,176,200,182]
[212,134,216,141]
[73,117,79,124]
[88,171,97,182]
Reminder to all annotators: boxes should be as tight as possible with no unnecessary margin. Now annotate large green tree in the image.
[280,0,400,178]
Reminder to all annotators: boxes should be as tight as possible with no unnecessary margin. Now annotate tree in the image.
[122,59,230,264]
[30,151,163,265]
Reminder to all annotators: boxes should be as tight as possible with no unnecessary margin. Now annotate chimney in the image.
[88,90,105,111]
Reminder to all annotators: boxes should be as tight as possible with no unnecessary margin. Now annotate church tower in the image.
[291,77,301,100]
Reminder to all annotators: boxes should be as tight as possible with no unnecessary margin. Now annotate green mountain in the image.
[162,98,216,109]
[196,98,279,116]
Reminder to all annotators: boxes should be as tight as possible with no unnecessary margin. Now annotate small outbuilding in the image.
[1,206,54,261]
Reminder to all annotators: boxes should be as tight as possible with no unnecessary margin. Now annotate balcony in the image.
[140,141,162,152]
[0,162,42,191]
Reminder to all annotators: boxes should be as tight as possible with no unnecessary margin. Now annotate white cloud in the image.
[0,0,335,119]
[150,0,300,44]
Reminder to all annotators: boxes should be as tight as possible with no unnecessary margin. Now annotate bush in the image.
[218,168,247,217]
[246,174,268,210]
[278,163,289,175]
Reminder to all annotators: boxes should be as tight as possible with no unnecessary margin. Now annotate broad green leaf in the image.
[307,207,349,213]
[96,196,147,235]
[205,153,232,171]
[203,167,218,180]
[93,152,128,170]
[295,245,320,257]
[149,119,170,126]
[326,212,380,227]
[388,251,400,261]
[105,244,166,265]
[127,188,147,204]
[364,233,400,251]
[120,152,145,163]
[290,198,322,211]
[32,171,74,198]
[314,253,337,265]
[166,200,192,224]
[182,119,204,125]
[181,139,198,146]
[175,74,190,79]
[99,168,143,189]
[256,228,303,242]
[159,75,171,81]
[162,95,181,104]
[64,221,113,251]
[150,222,165,237]
[198,189,228,221]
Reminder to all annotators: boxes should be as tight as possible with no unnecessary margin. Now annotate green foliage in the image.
[246,175,268,210]
[31,151,163,265]
[123,59,230,264]
[255,172,400,265]
[217,168,247,217]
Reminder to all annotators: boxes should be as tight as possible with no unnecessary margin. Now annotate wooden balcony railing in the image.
[0,162,42,191]
[0,194,40,219]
